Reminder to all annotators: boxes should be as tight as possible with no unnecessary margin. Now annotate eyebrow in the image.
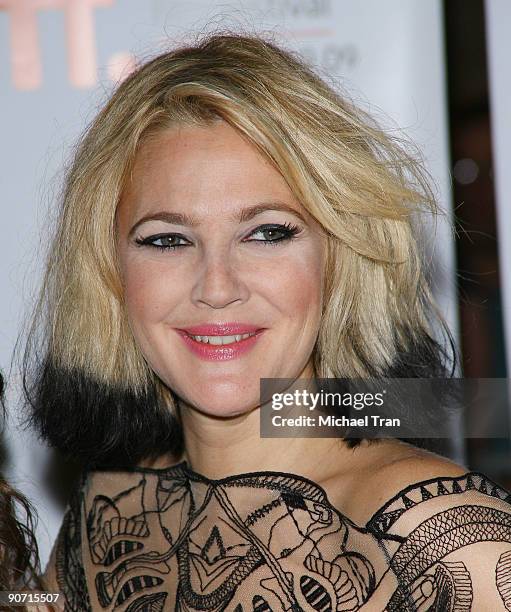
[128,202,307,237]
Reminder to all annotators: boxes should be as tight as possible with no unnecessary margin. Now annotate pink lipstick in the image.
[175,322,265,361]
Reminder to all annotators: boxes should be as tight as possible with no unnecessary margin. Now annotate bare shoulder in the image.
[335,439,470,524]
[366,441,468,509]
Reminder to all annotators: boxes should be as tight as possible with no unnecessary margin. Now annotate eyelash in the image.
[135,222,302,251]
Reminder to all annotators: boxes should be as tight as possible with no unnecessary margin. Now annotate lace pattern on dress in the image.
[54,464,511,611]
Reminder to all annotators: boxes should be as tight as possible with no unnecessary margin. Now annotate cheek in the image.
[257,244,325,319]
[121,258,185,330]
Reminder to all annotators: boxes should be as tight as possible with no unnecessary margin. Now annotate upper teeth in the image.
[190,333,255,345]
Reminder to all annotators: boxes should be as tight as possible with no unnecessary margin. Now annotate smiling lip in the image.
[175,323,266,361]
[178,323,263,336]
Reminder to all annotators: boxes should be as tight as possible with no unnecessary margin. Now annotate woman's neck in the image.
[178,400,360,482]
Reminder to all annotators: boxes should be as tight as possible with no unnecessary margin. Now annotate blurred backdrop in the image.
[0,0,509,567]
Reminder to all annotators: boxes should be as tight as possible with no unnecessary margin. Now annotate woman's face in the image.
[117,120,326,417]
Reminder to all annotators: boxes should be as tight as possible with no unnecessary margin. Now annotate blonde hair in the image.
[25,33,453,463]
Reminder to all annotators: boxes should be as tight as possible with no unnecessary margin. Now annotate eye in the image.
[245,222,301,246]
[135,233,190,251]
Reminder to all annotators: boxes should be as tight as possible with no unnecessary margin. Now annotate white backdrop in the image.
[0,0,455,567]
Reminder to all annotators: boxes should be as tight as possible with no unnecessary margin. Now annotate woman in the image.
[27,34,511,610]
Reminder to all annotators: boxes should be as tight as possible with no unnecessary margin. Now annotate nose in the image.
[191,249,249,309]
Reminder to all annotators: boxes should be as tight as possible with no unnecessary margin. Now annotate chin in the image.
[201,403,257,419]
[183,388,260,419]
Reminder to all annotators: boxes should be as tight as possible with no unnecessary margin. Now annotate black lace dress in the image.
[50,462,511,611]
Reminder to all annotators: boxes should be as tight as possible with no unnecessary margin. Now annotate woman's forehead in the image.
[132,122,275,180]
[119,122,306,223]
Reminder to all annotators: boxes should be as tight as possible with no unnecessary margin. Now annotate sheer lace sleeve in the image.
[363,472,511,610]
[49,474,92,610]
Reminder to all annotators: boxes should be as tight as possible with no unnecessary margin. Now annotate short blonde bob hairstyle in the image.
[25,33,453,467]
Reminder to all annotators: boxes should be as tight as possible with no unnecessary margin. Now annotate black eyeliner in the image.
[134,232,190,251]
[134,222,302,252]
[244,221,302,246]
